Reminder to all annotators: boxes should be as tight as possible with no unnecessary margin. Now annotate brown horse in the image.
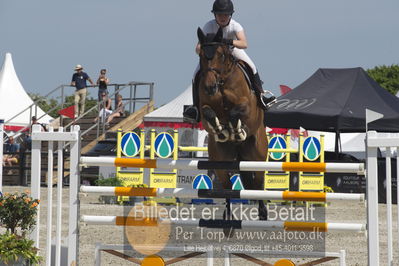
[197,27,268,220]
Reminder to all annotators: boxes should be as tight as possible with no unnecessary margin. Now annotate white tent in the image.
[144,85,208,153]
[144,85,193,123]
[0,53,52,130]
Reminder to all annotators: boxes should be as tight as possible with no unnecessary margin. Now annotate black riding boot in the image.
[183,74,200,123]
[253,72,276,110]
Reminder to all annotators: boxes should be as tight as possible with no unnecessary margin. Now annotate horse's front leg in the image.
[202,105,229,142]
[228,103,248,142]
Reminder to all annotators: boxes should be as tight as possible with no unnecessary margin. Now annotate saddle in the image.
[236,60,254,91]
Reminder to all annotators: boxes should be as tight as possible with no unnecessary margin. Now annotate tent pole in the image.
[334,130,341,157]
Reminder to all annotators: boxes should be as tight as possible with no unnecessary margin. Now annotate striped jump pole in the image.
[80,157,365,174]
[80,186,365,202]
[81,216,366,233]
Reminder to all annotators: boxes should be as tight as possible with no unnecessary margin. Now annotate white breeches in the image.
[193,48,257,78]
[231,48,257,74]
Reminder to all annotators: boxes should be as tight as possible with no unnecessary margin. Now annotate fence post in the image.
[30,124,42,248]
[55,127,64,266]
[366,131,379,265]
[45,127,54,266]
[68,125,81,265]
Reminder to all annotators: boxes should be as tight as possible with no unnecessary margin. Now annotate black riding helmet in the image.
[211,0,234,15]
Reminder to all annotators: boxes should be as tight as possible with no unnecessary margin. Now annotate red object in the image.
[143,121,204,130]
[4,125,29,132]
[58,105,75,119]
[269,128,288,134]
[279,85,292,95]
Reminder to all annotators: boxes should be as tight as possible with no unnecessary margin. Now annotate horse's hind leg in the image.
[240,171,268,220]
[255,171,268,220]
[202,105,229,142]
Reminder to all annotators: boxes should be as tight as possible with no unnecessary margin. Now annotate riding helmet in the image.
[211,0,234,15]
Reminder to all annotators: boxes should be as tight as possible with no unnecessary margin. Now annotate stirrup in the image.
[260,91,277,110]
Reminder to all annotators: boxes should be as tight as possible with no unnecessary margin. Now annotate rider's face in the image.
[215,13,231,27]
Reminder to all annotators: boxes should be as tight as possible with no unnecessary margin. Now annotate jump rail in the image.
[81,216,366,233]
[80,157,365,174]
[80,186,365,202]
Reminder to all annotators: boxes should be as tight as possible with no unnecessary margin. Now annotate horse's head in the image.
[197,27,233,96]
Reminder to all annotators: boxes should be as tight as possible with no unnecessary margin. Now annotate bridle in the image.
[200,42,235,94]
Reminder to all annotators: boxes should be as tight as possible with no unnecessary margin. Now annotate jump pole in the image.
[81,216,366,233]
[80,186,365,202]
[80,157,365,174]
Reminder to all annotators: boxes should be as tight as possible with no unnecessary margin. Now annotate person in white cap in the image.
[71,64,94,118]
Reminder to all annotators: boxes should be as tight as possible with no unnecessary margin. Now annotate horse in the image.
[196,27,268,222]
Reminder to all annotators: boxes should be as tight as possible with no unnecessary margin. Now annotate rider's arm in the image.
[233,30,247,49]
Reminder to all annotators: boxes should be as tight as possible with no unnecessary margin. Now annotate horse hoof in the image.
[216,133,228,142]
[258,209,268,220]
[259,213,268,221]
[233,129,247,142]
[216,129,230,142]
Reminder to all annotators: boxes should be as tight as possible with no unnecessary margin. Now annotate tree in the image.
[28,92,98,118]
[367,64,399,95]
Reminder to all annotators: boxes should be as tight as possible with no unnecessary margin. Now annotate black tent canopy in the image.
[265,68,399,133]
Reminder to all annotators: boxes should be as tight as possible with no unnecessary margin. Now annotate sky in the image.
[0,0,398,108]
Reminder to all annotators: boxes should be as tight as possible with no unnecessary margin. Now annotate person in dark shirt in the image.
[71,64,94,118]
[5,136,20,153]
[96,69,109,101]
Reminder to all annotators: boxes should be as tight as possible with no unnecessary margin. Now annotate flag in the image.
[58,105,75,119]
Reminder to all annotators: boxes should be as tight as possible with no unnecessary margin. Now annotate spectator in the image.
[71,64,94,118]
[30,116,47,132]
[25,116,47,150]
[96,69,109,100]
[2,154,19,175]
[107,94,125,124]
[5,136,20,153]
[94,93,112,123]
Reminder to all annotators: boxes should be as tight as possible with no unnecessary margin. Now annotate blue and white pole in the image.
[0,119,4,193]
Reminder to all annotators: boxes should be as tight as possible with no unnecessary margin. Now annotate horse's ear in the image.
[214,27,223,42]
[197,27,205,44]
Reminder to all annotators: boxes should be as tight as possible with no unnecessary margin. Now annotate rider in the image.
[183,0,276,123]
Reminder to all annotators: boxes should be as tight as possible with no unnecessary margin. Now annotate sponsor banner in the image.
[264,174,290,190]
[117,172,144,186]
[300,175,324,191]
[150,173,176,188]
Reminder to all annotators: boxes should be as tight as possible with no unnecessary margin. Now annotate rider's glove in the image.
[221,38,233,46]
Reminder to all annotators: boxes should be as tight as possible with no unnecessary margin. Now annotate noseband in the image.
[201,43,232,95]
[203,67,225,93]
